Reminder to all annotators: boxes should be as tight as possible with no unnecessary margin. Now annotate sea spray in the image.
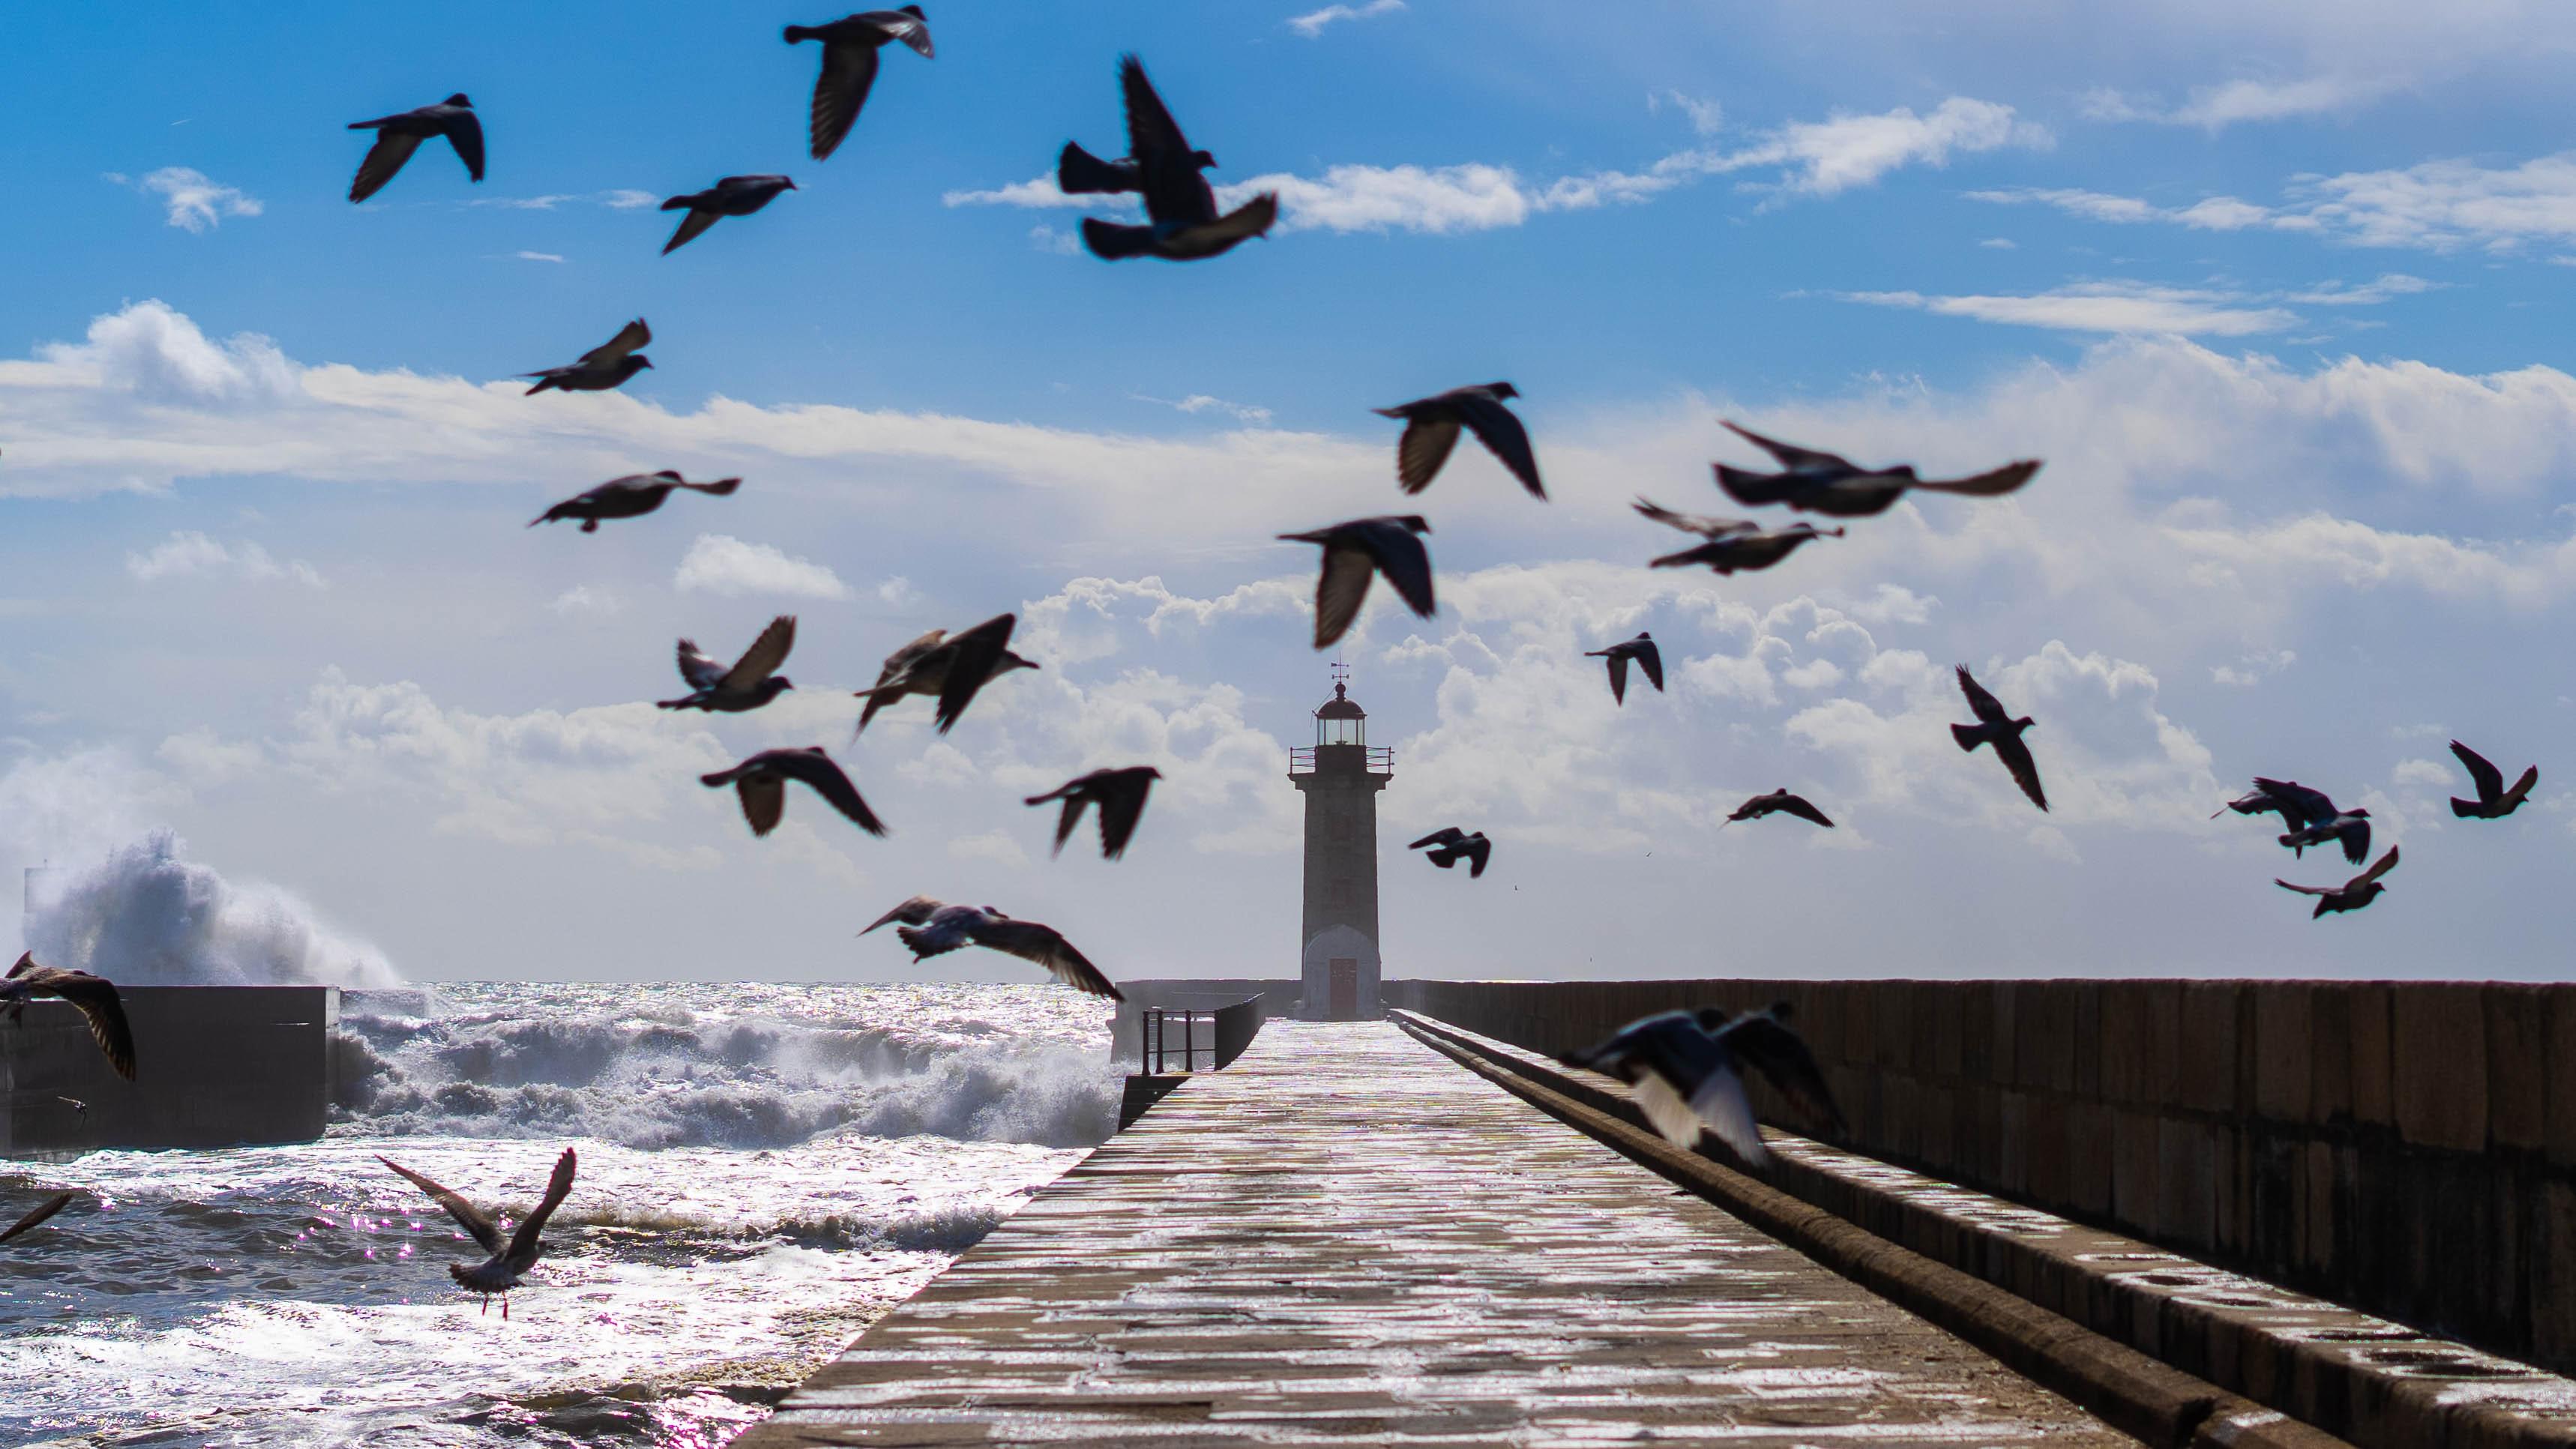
[28,829,400,987]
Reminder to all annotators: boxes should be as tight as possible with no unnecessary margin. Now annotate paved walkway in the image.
[739,1020,2137,1448]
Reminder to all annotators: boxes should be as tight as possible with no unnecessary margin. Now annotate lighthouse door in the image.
[1327,959,1359,1019]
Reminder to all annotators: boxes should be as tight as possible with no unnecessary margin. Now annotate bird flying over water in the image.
[529,472,739,531]
[1951,666,2046,812]
[346,94,483,202]
[1373,384,1544,499]
[379,1148,577,1319]
[861,897,1124,998]
[1645,519,1843,575]
[1278,516,1434,650]
[2251,778,2370,865]
[1408,827,1490,878]
[1064,55,1277,262]
[702,748,887,837]
[1724,789,1834,829]
[659,615,796,713]
[1586,631,1663,706]
[523,319,652,395]
[1561,1004,1845,1166]
[1,953,135,1080]
[784,8,933,160]
[0,1191,75,1247]
[659,175,796,254]
[2449,741,2538,820]
[2278,846,2399,920]
[854,614,1038,736]
[1715,421,2040,518]
[1025,767,1162,860]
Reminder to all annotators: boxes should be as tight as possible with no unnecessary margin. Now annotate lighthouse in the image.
[1289,662,1392,1019]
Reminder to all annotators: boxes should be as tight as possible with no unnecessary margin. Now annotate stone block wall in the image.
[1,985,336,1152]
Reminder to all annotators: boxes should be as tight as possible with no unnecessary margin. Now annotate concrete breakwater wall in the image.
[1,985,337,1153]
[1385,976,2576,1377]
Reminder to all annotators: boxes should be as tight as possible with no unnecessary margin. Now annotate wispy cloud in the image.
[463,189,657,212]
[2081,74,2402,132]
[1649,90,1725,136]
[1133,393,1275,424]
[1978,236,2017,249]
[1966,187,2290,233]
[514,250,565,264]
[109,167,262,233]
[1287,0,1403,37]
[1715,97,2050,198]
[672,534,852,600]
[1835,281,2299,336]
[2285,274,2440,305]
[126,532,323,587]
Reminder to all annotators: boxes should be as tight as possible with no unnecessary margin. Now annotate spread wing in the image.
[1359,522,1436,619]
[1185,192,1276,247]
[1453,392,1543,499]
[1633,639,1665,692]
[2254,778,2336,828]
[871,7,933,56]
[2509,765,2540,803]
[933,614,1019,735]
[503,1148,577,1266]
[809,39,881,160]
[1119,54,1191,166]
[1721,421,1856,475]
[1310,544,1376,649]
[442,109,485,181]
[42,971,136,1080]
[1602,652,1629,705]
[1633,498,1757,539]
[1992,732,2048,812]
[663,208,723,254]
[2275,878,2335,897]
[1775,794,1835,828]
[2338,819,2371,867]
[581,319,651,367]
[2451,741,2504,802]
[1461,835,1490,878]
[0,1191,74,1246]
[1390,415,1461,494]
[6,951,31,979]
[777,750,888,835]
[1718,1014,1846,1136]
[735,774,787,837]
[1409,828,1465,850]
[2351,845,2401,890]
[1954,666,2011,727]
[969,918,1125,1000]
[349,130,424,202]
[377,1156,504,1253]
[720,615,796,692]
[1093,772,1154,860]
[675,639,725,691]
[862,894,946,935]
[1913,459,2040,496]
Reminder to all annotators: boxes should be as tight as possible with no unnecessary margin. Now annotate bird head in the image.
[999,650,1041,674]
[631,355,656,372]
[2016,715,2036,731]
[445,94,474,107]
[1191,149,1218,169]
[1484,382,1521,399]
[770,676,797,692]
[2349,807,2372,819]
[1637,630,1651,639]
[1691,1007,1734,1032]
[783,178,801,190]
[1139,766,1166,780]
[1398,515,1432,534]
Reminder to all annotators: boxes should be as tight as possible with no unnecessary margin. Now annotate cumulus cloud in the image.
[126,531,325,588]
[115,166,262,232]
[673,534,853,600]
[1287,0,1403,37]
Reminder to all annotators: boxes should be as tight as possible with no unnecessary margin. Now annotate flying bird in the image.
[702,748,887,837]
[1408,827,1490,878]
[2449,741,2538,820]
[1586,631,1664,706]
[1064,55,1278,262]
[1645,519,1843,574]
[1951,666,2046,812]
[1631,498,1759,540]
[378,1148,577,1319]
[1373,384,1544,499]
[861,897,1124,998]
[1278,516,1434,650]
[783,7,933,160]
[1025,767,1162,860]
[1724,789,1834,829]
[0,1191,75,1247]
[2278,846,2400,920]
[1715,421,2041,518]
[529,472,739,532]
[346,94,483,202]
[2254,778,2370,865]
[2213,780,2310,828]
[1560,1004,1845,1167]
[1,953,135,1080]
[522,319,652,396]
[659,175,796,254]
[853,614,1038,736]
[659,615,796,713]
[57,1096,85,1119]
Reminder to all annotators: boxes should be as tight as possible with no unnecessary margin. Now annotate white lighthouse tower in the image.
[1288,662,1391,1019]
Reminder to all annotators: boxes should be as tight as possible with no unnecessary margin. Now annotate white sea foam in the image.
[26,829,401,987]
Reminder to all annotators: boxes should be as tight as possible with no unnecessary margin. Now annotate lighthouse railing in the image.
[1287,745,1394,776]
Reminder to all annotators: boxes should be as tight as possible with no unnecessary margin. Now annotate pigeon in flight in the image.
[1724,789,1834,828]
[784,7,933,160]
[702,748,888,837]
[1561,1004,1846,1166]
[1645,517,1844,574]
[1278,516,1435,650]
[2254,779,2370,865]
[346,94,484,202]
[1586,631,1664,706]
[0,1191,75,1247]
[2213,780,2311,828]
[1631,498,1759,541]
[1025,767,1162,860]
[1408,827,1490,878]
[854,614,1038,736]
[861,897,1125,999]
[2448,741,2538,820]
[523,319,653,396]
[1715,421,2041,518]
[2278,846,2400,920]
[1951,666,2046,812]
[659,615,797,713]
[1065,55,1278,262]
[378,1148,577,1319]
[659,175,796,254]
[529,472,740,532]
[1,953,136,1080]
[1373,384,1544,500]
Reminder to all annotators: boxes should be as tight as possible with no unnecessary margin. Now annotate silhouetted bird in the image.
[1,953,135,1080]
[783,7,933,160]
[56,1096,85,1119]
[346,94,484,202]
[2278,846,2399,919]
[1408,827,1490,878]
[1724,789,1834,828]
[1586,631,1663,705]
[529,472,739,531]
[1631,498,1759,540]
[0,1191,74,1247]
[1951,666,2045,812]
[1025,767,1162,860]
[2213,780,2308,828]
[1715,421,2041,517]
[861,897,1125,998]
[1278,516,1434,650]
[1067,56,1277,262]
[523,319,652,395]
[2255,778,2370,864]
[2449,741,2538,820]
[854,614,1038,735]
[1646,520,1844,574]
[702,748,887,837]
[1373,384,1543,499]
[659,615,796,713]
[378,1148,577,1319]
[660,175,796,254]
[1561,1004,1845,1166]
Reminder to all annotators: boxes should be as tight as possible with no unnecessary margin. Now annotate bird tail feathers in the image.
[1714,463,1792,506]
[1949,723,1982,753]
[1080,217,1157,260]
[685,478,742,495]
[1056,142,1134,196]
[2451,797,2480,818]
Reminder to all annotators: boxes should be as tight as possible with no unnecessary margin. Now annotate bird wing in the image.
[1687,1065,1769,1166]
[1627,1073,1708,1149]
[1633,498,1756,538]
[2254,778,2336,828]
[1954,666,2011,727]
[2508,765,2541,804]
[1409,828,1465,849]
[5,951,31,979]
[970,918,1125,999]
[1183,192,1277,247]
[1603,652,1629,705]
[1310,544,1376,650]
[736,774,787,837]
[1912,460,2040,496]
[675,639,726,691]
[808,38,882,160]
[870,7,933,55]
[933,614,1020,735]
[778,750,888,835]
[443,109,486,181]
[1358,522,1436,619]
[2275,879,2335,897]
[581,319,651,367]
[1775,794,1835,828]
[2451,741,2504,802]
[1462,835,1490,878]
[503,1148,577,1268]
[349,131,424,202]
[1721,421,1855,475]
[377,1156,504,1253]
[1634,639,1665,693]
[2351,845,2401,888]
[2338,818,2371,867]
[1992,732,2048,812]
[1119,54,1192,165]
[0,1191,73,1246]
[1093,771,1154,860]
[1452,391,1544,498]
[720,615,797,692]
[1719,1014,1847,1135]
[662,208,723,255]
[1041,794,1093,857]
[1390,415,1462,494]
[39,971,136,1080]
[862,895,946,934]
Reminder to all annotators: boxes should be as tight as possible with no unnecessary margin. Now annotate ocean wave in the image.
[27,829,401,988]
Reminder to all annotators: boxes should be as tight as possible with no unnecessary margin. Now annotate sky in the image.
[3,0,2575,986]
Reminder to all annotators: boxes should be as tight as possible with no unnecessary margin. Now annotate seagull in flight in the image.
[1373,383,1544,499]
[378,1148,578,1319]
[854,614,1039,736]
[659,615,797,713]
[1724,789,1834,829]
[2278,846,2400,919]
[1715,421,2040,517]
[861,897,1125,998]
[346,94,483,202]
[1278,516,1435,650]
[2,953,136,1079]
[1950,666,2046,813]
[1561,1004,1845,1166]
[1586,631,1663,706]
[702,748,887,837]
[1025,767,1162,860]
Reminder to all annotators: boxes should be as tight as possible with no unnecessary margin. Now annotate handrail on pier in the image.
[1139,1007,1209,1074]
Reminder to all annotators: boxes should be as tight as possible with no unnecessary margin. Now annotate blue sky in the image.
[4,1,2575,986]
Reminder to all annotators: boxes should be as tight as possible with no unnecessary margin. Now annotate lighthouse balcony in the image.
[1288,744,1394,777]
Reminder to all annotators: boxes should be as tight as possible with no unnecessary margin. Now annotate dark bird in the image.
[659,175,796,254]
[2254,778,2370,865]
[1631,498,1759,541]
[1951,666,2046,812]
[346,94,484,202]
[57,1096,85,1118]
[378,1148,577,1319]
[854,614,1038,736]
[783,7,933,161]
[0,1192,75,1247]
[1715,421,2041,518]
[2278,846,2400,920]
[1,953,135,1080]
[529,472,739,532]
[1408,827,1491,879]
[861,897,1124,999]
[1278,516,1434,650]
[1560,1004,1845,1166]
[1373,384,1543,499]
[702,748,887,837]
[1643,514,1844,574]
[1025,767,1162,860]
[1724,789,1834,828]
[1066,56,1278,262]
[659,615,796,713]
[2212,780,2311,829]
[2449,741,2538,820]
[1586,631,1664,706]
[523,319,653,396]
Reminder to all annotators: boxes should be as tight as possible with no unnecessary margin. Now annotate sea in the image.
[0,981,1123,1448]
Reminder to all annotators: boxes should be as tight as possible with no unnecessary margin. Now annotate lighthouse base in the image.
[1297,926,1380,1021]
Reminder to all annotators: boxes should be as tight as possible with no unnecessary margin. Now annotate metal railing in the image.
[1139,1007,1209,1073]
[1287,745,1394,776]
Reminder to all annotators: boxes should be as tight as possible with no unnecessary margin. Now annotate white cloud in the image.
[125,531,323,587]
[2392,757,2454,787]
[1027,224,1080,256]
[1288,0,1403,37]
[2211,648,2297,686]
[116,167,262,232]
[1976,151,2576,253]
[673,534,852,600]
[1966,187,2290,232]
[2285,274,2440,305]
[514,250,565,264]
[1650,90,1726,136]
[463,190,657,212]
[1132,393,1273,424]
[1978,236,2017,249]
[2083,74,2403,131]
[548,585,620,617]
[1712,97,2050,197]
[1836,282,2299,336]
